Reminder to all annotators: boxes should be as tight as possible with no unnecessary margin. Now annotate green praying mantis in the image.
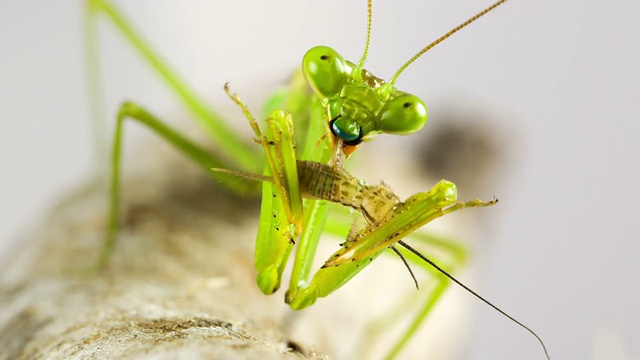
[86,0,550,358]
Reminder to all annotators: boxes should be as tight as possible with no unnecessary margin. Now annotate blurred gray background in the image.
[1,1,638,359]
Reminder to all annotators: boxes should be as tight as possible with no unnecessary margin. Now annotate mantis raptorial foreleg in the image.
[285,172,497,309]
[223,85,334,294]
[228,157,548,359]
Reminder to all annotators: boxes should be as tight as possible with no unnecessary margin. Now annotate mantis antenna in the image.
[355,0,373,75]
[391,245,420,290]
[390,0,510,85]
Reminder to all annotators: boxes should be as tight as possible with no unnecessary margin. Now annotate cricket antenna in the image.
[355,0,373,75]
[397,240,551,360]
[391,245,419,290]
[390,0,510,85]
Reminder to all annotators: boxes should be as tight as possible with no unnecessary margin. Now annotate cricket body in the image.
[86,0,551,358]
[297,161,400,225]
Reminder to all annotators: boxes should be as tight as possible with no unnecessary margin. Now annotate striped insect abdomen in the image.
[297,161,399,224]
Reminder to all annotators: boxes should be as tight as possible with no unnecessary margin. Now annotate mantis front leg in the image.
[285,179,496,309]
[223,85,333,294]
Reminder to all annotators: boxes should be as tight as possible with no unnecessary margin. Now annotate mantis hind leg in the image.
[86,0,265,268]
[366,233,467,359]
[85,0,256,170]
[97,102,253,269]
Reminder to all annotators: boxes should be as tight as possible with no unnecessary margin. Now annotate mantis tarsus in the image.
[87,0,550,358]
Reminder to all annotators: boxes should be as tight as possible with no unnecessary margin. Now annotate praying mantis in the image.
[86,0,550,358]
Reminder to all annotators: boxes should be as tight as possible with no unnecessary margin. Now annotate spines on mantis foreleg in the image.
[324,185,498,268]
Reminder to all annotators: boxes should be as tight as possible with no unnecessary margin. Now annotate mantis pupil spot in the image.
[403,102,412,109]
[320,55,329,60]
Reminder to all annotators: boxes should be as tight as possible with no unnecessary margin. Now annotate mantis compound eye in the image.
[302,46,348,98]
[377,94,428,135]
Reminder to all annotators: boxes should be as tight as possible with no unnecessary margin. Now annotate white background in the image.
[1,1,638,359]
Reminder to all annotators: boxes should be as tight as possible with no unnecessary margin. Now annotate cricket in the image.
[86,0,551,358]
